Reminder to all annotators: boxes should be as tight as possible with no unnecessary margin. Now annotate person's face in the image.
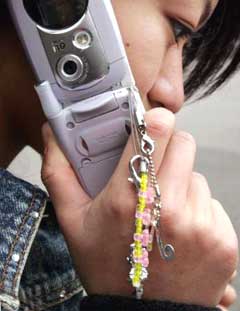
[112,0,218,113]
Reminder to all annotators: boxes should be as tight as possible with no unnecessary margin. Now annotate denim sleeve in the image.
[0,169,84,311]
[0,168,48,310]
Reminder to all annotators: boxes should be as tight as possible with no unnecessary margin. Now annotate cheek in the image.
[112,0,167,96]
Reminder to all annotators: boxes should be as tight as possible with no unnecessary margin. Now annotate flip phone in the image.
[8,0,145,197]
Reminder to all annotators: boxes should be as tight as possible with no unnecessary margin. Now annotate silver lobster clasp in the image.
[128,155,149,190]
[141,134,155,155]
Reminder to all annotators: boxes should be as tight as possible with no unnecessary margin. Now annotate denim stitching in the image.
[0,190,37,290]
[12,192,46,292]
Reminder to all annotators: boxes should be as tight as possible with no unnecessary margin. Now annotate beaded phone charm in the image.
[127,87,175,299]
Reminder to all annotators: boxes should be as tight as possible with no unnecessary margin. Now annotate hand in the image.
[41,108,238,307]
[218,271,238,311]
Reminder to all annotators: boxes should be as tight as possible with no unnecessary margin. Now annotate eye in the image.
[170,19,194,42]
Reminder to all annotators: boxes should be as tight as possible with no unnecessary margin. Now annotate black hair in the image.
[1,0,240,100]
[184,0,240,100]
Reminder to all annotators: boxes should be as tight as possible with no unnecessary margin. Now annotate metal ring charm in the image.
[156,233,175,262]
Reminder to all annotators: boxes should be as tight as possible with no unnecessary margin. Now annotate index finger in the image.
[108,108,175,202]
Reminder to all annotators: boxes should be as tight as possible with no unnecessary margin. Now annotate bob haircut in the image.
[1,0,240,100]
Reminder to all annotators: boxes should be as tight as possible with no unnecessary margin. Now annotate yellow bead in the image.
[135,241,141,248]
[137,252,142,257]
[137,204,144,212]
[136,272,141,278]
[133,277,140,287]
[136,218,142,226]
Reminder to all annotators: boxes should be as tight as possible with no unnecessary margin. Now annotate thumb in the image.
[41,123,91,217]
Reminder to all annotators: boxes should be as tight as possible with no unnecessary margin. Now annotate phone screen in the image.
[23,0,88,30]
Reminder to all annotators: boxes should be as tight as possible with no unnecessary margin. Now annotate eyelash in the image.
[170,19,194,42]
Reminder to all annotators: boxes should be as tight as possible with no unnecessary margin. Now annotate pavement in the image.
[8,74,240,310]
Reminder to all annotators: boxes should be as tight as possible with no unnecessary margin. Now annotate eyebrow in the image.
[198,0,213,26]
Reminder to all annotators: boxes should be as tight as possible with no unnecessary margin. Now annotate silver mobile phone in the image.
[8,0,145,197]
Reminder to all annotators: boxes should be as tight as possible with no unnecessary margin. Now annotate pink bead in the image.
[138,191,147,198]
[142,257,149,268]
[140,249,149,267]
[146,188,155,204]
[142,248,149,259]
[142,229,150,247]
[134,233,142,242]
[135,211,143,219]
[142,210,151,226]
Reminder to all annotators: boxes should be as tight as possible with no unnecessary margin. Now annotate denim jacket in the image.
[0,168,84,311]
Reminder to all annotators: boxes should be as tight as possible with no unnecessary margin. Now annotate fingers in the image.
[211,200,239,275]
[218,282,238,311]
[219,284,237,308]
[144,108,175,169]
[108,108,175,203]
[157,131,196,215]
[41,123,91,215]
[187,173,211,223]
[230,270,238,282]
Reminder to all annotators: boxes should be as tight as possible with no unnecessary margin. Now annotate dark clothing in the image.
[81,295,220,311]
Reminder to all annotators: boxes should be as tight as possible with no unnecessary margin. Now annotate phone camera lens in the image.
[57,54,84,82]
[63,60,78,75]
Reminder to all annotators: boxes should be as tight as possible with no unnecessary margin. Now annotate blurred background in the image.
[8,74,240,310]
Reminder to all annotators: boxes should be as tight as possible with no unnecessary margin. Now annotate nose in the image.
[148,43,185,113]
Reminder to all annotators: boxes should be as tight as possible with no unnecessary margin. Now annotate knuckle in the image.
[192,172,207,184]
[218,238,239,275]
[211,198,222,208]
[105,180,136,220]
[191,206,239,276]
[211,201,239,273]
[160,201,179,238]
[173,131,196,151]
[190,172,210,195]
[41,163,56,187]
[191,222,210,250]
[41,158,61,187]
[41,157,72,188]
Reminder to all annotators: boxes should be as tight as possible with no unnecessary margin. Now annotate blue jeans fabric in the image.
[0,169,83,311]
